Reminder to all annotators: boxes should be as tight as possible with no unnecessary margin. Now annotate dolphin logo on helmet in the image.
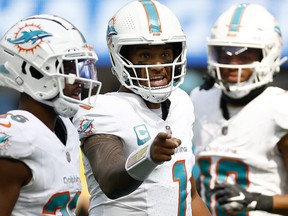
[7,30,52,45]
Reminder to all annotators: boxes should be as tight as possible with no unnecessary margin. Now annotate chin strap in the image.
[220,85,267,120]
[221,85,267,106]
[52,97,78,118]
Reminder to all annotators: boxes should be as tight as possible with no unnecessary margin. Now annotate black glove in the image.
[210,182,273,212]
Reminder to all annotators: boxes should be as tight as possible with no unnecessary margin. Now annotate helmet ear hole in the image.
[21,61,27,75]
[21,61,44,80]
[29,66,43,79]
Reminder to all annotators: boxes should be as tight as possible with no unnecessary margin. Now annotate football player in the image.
[190,3,288,216]
[0,14,101,216]
[73,0,211,215]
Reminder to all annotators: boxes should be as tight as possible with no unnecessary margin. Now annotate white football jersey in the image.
[0,110,81,216]
[190,86,288,216]
[73,88,195,216]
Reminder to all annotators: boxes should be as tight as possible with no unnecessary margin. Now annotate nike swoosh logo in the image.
[0,122,11,128]
[228,192,245,201]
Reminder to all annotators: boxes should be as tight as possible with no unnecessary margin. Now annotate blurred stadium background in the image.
[1,0,288,95]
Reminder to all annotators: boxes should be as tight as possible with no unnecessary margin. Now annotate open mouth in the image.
[149,74,168,87]
[226,75,239,83]
[221,71,239,83]
[71,95,80,100]
[71,88,81,100]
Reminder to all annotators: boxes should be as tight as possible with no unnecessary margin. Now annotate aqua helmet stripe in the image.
[139,0,161,33]
[229,3,249,33]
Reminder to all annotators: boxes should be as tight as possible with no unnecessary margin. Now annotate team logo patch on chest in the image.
[78,118,94,135]
[133,124,151,145]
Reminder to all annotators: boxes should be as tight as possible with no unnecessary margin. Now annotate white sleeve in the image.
[272,91,288,130]
[0,113,35,160]
[73,95,122,140]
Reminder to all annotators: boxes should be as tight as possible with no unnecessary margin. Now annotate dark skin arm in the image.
[82,132,180,199]
[191,176,212,216]
[273,132,288,215]
[0,158,31,216]
[82,134,140,199]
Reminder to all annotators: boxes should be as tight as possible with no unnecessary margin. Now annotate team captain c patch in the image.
[134,124,151,146]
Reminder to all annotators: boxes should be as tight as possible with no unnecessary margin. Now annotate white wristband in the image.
[125,143,158,181]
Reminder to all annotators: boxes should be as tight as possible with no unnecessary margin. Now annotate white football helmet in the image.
[207,3,286,98]
[106,0,186,103]
[0,14,102,117]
